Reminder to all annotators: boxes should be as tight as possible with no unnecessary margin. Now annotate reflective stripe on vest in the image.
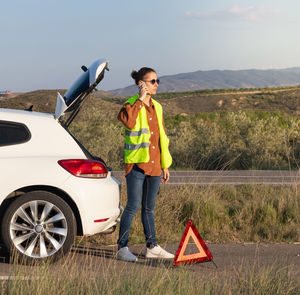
[123,94,172,168]
[124,142,150,150]
[125,128,149,137]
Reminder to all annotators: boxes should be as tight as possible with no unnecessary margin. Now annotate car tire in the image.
[1,191,76,263]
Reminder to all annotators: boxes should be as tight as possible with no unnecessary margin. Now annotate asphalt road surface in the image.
[0,243,299,279]
[112,170,300,185]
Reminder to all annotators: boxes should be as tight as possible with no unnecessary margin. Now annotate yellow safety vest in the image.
[124,94,172,169]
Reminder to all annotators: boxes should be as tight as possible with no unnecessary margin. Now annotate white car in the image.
[0,59,122,261]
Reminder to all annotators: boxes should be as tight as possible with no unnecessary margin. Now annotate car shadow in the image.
[71,245,174,268]
[0,248,10,264]
[0,244,174,268]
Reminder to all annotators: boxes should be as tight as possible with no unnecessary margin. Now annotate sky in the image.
[1,0,300,92]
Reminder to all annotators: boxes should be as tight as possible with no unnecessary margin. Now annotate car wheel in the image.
[1,191,76,262]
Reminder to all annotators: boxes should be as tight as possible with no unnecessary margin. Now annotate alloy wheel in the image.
[9,200,68,259]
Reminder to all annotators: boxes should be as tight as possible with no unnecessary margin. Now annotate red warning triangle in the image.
[173,220,213,266]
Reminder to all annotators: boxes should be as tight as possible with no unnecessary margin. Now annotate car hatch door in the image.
[54,59,109,127]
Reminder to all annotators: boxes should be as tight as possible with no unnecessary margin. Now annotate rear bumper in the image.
[85,206,123,235]
[96,206,123,234]
[60,173,122,235]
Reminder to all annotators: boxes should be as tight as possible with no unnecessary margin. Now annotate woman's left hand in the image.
[161,168,170,184]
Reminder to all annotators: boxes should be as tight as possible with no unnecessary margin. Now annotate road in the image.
[0,243,299,279]
[112,170,300,185]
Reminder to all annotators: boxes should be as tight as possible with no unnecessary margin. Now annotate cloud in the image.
[185,5,282,22]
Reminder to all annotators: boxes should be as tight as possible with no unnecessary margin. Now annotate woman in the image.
[117,67,174,262]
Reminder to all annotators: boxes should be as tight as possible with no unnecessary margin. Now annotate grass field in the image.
[1,254,299,295]
[0,185,299,294]
[80,184,299,246]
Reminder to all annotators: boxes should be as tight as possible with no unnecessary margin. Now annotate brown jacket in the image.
[118,98,165,176]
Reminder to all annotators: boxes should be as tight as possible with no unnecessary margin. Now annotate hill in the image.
[1,86,299,117]
[1,87,299,171]
[103,86,300,117]
[157,87,300,117]
[0,89,122,120]
[0,89,119,114]
[110,68,300,97]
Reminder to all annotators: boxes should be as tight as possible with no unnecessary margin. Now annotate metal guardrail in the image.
[111,170,300,185]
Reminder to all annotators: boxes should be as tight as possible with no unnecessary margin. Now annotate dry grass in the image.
[83,184,300,247]
[1,184,299,294]
[1,250,299,295]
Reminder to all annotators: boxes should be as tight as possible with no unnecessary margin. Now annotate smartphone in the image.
[138,81,146,89]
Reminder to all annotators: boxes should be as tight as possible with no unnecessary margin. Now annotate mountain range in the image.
[109,67,300,97]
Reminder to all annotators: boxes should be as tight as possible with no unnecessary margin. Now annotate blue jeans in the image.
[118,164,161,249]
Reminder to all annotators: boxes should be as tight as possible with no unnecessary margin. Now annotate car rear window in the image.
[0,121,31,146]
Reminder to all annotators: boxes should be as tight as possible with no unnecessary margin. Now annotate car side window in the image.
[0,121,31,146]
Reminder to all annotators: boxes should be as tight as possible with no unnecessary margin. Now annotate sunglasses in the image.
[143,79,160,85]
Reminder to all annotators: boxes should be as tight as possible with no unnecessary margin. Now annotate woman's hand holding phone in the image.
[138,81,148,102]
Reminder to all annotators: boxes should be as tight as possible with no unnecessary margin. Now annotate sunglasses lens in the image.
[150,79,160,85]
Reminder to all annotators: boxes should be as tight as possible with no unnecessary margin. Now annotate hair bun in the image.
[131,70,138,80]
[131,67,155,85]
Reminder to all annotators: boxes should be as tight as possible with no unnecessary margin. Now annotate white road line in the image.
[0,276,31,280]
[0,276,13,280]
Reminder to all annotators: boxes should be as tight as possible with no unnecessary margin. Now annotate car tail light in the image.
[58,159,108,178]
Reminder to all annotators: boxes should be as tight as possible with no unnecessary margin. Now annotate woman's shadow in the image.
[71,244,174,268]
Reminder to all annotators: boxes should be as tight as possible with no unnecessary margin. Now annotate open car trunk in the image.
[54,59,109,127]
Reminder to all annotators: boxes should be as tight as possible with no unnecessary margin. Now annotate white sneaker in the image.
[146,245,175,259]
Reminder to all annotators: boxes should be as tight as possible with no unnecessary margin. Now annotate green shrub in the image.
[168,111,300,170]
[68,107,300,170]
